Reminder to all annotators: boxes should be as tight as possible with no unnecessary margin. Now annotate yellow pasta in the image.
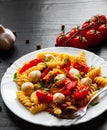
[86,66,101,79]
[14,50,107,119]
[29,103,48,114]
[16,91,32,108]
[94,77,107,87]
[76,50,87,64]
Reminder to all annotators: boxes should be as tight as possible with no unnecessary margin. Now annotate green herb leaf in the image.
[64,57,69,64]
[37,84,42,89]
[75,74,82,79]
[44,88,50,91]
[13,72,17,81]
[91,65,95,69]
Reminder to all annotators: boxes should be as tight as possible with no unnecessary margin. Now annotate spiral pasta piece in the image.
[94,77,107,87]
[46,61,64,68]
[86,66,101,79]
[16,73,29,90]
[29,103,48,114]
[76,50,87,64]
[16,91,32,108]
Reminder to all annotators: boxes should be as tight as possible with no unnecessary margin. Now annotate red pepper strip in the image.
[41,67,50,79]
[63,68,76,81]
[19,58,43,74]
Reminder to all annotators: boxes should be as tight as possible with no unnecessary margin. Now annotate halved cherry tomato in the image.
[36,90,53,103]
[61,58,72,69]
[73,85,89,100]
[19,58,43,74]
[64,80,77,90]
[73,61,89,74]
[62,79,77,95]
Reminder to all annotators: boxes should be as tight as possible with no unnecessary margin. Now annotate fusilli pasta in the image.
[14,50,107,119]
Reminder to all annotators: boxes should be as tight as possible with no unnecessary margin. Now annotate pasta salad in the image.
[13,50,107,119]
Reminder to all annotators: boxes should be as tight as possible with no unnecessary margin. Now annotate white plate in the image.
[1,47,107,127]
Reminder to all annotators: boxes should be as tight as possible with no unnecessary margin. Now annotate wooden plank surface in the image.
[0,0,107,129]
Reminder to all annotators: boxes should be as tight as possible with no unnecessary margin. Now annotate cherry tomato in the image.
[56,25,72,47]
[69,27,80,37]
[85,29,102,46]
[91,14,107,24]
[64,80,77,90]
[61,58,72,69]
[73,85,89,100]
[81,20,95,37]
[73,61,89,74]
[36,90,53,103]
[71,35,89,50]
[98,24,107,40]
[91,14,107,29]
[62,79,77,95]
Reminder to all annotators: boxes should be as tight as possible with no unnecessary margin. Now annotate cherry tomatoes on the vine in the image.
[85,29,102,46]
[81,20,95,37]
[71,35,89,50]
[91,14,107,29]
[98,24,107,40]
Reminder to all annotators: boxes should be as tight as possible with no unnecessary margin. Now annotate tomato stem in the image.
[61,25,65,33]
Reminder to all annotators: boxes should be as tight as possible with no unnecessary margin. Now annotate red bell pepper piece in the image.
[63,68,76,81]
[41,67,50,79]
[19,58,43,74]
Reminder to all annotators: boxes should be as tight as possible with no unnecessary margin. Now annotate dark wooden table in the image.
[0,0,107,129]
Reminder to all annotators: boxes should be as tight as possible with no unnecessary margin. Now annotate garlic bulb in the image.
[0,24,16,50]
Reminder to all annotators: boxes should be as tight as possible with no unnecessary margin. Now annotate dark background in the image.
[0,0,107,129]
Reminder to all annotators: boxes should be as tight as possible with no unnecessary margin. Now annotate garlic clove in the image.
[0,25,5,33]
[0,24,16,50]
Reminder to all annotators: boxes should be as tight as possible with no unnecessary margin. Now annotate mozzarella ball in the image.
[21,82,34,95]
[69,68,79,76]
[53,92,65,103]
[81,77,92,86]
[54,74,66,82]
[54,74,66,86]
[28,70,41,83]
[45,54,55,60]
